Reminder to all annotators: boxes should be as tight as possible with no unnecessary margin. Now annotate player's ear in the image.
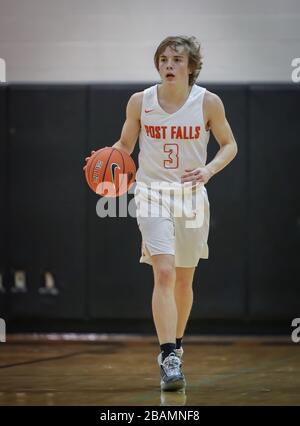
[188,62,194,75]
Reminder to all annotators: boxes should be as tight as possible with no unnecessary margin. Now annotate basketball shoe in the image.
[157,352,186,391]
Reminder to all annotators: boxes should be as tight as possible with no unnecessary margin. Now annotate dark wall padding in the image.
[248,86,300,319]
[7,85,88,319]
[0,86,8,315]
[1,83,299,326]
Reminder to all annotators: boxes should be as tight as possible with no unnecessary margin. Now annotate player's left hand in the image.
[181,166,213,185]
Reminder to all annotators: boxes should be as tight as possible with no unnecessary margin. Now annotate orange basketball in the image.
[84,147,136,197]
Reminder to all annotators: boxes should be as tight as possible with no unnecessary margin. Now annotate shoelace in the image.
[163,353,181,375]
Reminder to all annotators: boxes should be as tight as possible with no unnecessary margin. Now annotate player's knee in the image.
[175,279,193,291]
[155,266,175,288]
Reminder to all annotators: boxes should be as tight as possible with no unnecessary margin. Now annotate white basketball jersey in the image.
[136,84,210,186]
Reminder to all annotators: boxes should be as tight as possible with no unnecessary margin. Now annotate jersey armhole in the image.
[202,88,210,141]
[138,90,147,146]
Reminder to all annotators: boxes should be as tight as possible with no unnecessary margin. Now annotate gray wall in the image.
[0,0,300,82]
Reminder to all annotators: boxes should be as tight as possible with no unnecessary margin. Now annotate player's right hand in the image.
[83,150,95,171]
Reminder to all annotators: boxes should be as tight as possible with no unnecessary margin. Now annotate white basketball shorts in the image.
[134,183,210,268]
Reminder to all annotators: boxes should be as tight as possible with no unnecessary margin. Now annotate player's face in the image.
[158,46,191,85]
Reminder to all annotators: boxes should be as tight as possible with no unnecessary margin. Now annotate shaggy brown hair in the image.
[154,36,203,86]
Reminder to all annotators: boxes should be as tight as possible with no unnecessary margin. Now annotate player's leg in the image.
[151,253,186,391]
[175,266,195,344]
[151,253,177,346]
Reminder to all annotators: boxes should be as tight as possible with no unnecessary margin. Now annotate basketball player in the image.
[85,36,237,391]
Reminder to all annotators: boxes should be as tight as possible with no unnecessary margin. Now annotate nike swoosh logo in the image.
[110,163,120,186]
[145,109,155,113]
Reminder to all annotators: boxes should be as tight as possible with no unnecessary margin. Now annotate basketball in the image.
[84,147,136,197]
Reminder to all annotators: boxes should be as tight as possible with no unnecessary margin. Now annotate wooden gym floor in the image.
[0,335,299,406]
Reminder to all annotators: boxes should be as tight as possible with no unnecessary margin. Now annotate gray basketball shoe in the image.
[157,352,186,391]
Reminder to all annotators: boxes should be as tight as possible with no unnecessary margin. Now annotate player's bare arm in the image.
[112,92,143,155]
[181,91,238,184]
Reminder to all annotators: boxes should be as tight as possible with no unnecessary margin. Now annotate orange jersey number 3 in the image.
[164,143,179,169]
